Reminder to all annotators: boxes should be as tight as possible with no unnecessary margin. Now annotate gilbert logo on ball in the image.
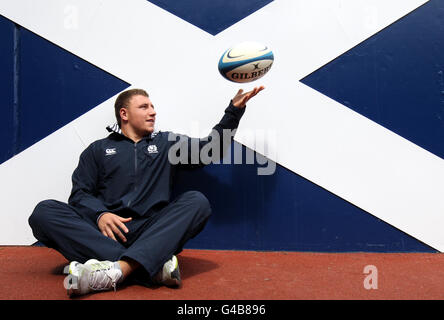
[218,41,274,83]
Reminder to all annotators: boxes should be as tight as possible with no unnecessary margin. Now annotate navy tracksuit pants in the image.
[28,191,211,281]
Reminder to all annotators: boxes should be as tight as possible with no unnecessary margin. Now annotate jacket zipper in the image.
[134,142,138,179]
[127,142,138,207]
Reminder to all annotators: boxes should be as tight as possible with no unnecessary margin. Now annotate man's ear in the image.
[120,107,128,121]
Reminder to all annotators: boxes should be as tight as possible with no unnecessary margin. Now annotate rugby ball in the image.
[218,41,274,83]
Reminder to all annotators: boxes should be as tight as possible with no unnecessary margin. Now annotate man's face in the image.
[121,94,156,135]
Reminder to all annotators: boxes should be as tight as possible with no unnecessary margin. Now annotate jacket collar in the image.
[106,123,159,141]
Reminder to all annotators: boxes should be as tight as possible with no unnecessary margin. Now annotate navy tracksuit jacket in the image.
[29,101,245,279]
[68,101,245,221]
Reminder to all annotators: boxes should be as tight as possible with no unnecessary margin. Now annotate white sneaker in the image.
[153,255,181,287]
[64,259,123,297]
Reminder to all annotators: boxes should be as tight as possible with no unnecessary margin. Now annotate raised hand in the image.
[232,86,265,108]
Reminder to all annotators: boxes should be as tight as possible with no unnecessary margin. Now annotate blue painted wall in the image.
[0,16,15,164]
[147,0,273,35]
[163,0,440,252]
[1,1,442,252]
[0,15,130,165]
[301,0,444,160]
[175,144,436,252]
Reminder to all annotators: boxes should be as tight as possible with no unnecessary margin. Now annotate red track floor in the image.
[0,246,443,300]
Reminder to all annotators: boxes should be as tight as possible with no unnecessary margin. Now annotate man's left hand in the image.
[232,86,265,108]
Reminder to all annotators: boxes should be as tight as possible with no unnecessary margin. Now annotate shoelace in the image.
[88,264,120,292]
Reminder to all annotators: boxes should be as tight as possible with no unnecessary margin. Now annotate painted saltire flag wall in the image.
[0,0,442,252]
